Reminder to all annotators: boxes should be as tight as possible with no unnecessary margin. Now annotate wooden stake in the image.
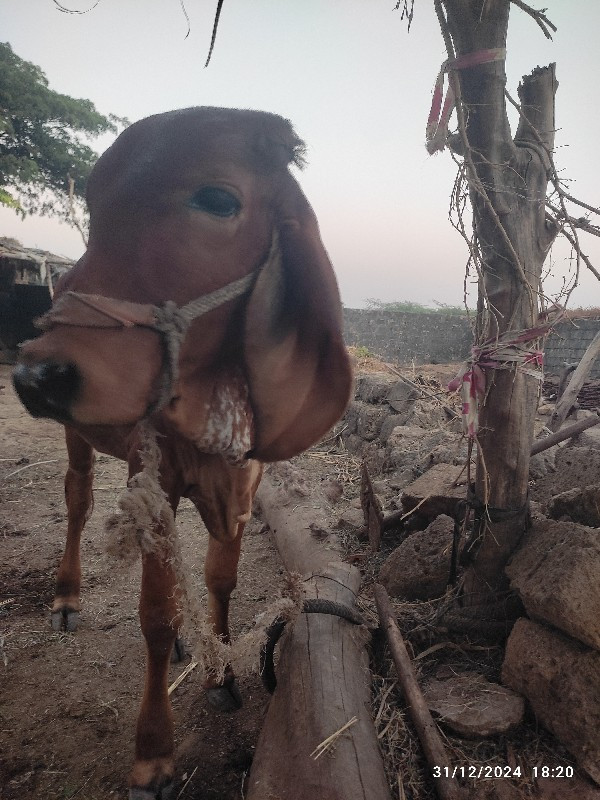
[374,584,464,800]
[531,411,600,455]
[548,331,600,432]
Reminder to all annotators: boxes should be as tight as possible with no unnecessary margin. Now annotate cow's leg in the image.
[51,426,94,632]
[203,524,245,711]
[129,547,181,800]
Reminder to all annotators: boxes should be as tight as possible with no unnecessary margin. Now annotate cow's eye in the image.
[187,186,241,217]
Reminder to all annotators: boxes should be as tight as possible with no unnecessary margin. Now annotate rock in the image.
[576,423,600,450]
[387,469,417,492]
[537,402,554,416]
[505,519,600,650]
[529,448,557,480]
[386,380,418,413]
[356,404,388,441]
[502,618,600,785]
[342,432,362,456]
[400,463,468,521]
[355,373,396,404]
[379,514,454,599]
[388,474,413,491]
[371,479,390,495]
[533,446,600,505]
[343,401,361,435]
[385,425,429,471]
[420,438,468,471]
[423,672,524,738]
[547,485,600,527]
[336,508,364,530]
[380,414,411,441]
[407,399,449,430]
[322,479,344,504]
[386,427,462,473]
[341,430,386,471]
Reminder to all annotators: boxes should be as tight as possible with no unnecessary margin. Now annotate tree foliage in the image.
[365,298,466,315]
[0,41,126,222]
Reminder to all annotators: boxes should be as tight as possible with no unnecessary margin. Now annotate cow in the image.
[12,107,353,799]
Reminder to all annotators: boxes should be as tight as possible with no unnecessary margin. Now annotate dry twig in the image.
[310,716,359,760]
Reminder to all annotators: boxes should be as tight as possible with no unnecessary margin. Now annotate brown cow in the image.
[13,107,352,799]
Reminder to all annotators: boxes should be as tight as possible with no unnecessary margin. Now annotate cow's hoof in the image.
[170,636,186,663]
[129,781,175,800]
[206,678,243,712]
[51,608,79,632]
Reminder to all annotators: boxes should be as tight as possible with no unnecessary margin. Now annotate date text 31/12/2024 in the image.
[432,765,575,779]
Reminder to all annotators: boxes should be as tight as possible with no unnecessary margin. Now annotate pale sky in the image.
[2,0,599,309]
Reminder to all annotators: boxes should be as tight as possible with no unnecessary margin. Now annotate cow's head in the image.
[13,107,352,461]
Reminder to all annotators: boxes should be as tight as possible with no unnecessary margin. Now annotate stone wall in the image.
[544,317,600,377]
[343,309,473,365]
[343,308,600,378]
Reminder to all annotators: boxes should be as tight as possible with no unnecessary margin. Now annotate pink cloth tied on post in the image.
[448,324,551,439]
[426,48,506,154]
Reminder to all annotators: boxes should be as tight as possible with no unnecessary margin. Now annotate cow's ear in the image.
[244,179,352,462]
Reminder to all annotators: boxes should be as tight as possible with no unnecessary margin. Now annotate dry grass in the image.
[368,589,578,799]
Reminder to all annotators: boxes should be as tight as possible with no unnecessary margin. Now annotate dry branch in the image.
[510,0,556,40]
[374,584,464,800]
[532,412,600,455]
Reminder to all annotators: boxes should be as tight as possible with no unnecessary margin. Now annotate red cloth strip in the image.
[426,48,506,154]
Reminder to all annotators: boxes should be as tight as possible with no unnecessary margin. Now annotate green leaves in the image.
[0,41,125,223]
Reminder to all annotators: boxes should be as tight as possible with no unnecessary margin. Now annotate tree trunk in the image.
[439,0,558,600]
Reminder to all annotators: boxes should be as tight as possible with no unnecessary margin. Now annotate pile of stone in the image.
[340,370,600,786]
[341,371,466,482]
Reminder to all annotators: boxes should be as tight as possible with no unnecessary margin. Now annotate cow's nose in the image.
[13,362,80,421]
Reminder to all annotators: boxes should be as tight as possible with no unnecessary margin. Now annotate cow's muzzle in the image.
[13,361,80,421]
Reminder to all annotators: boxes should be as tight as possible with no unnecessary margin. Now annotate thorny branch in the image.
[395,0,415,31]
[509,0,557,40]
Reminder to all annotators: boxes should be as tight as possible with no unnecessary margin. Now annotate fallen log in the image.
[247,469,391,800]
[374,584,465,800]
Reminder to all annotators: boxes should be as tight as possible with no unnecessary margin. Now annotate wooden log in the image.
[247,472,391,800]
[531,411,600,455]
[374,584,465,800]
[548,331,600,432]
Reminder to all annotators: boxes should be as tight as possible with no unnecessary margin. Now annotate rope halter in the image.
[36,236,280,414]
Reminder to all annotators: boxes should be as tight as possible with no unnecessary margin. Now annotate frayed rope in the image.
[105,420,304,681]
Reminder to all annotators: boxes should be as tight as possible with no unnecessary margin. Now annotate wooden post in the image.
[247,472,391,800]
[437,1,560,601]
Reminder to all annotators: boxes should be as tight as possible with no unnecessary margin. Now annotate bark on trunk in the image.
[439,0,558,600]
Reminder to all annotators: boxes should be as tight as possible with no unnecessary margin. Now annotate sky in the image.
[2,0,599,309]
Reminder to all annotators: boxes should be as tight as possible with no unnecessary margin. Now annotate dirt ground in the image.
[0,363,286,800]
[2,357,598,800]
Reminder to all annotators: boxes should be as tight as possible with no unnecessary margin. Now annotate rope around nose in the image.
[150,271,256,412]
